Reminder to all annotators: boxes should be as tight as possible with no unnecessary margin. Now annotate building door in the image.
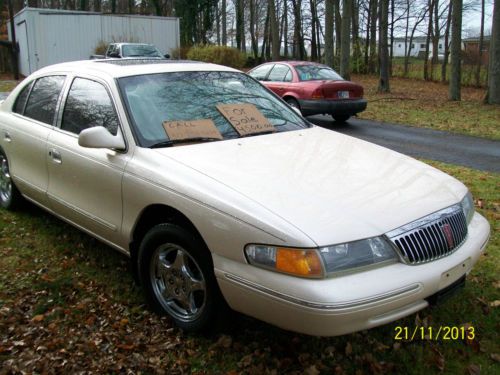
[16,21,31,76]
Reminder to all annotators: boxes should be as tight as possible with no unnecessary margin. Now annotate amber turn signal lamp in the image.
[276,248,323,277]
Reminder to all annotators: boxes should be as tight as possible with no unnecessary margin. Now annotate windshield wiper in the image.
[149,137,221,148]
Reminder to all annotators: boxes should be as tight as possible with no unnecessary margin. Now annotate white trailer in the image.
[8,7,180,76]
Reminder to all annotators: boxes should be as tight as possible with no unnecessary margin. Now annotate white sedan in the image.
[0,60,490,336]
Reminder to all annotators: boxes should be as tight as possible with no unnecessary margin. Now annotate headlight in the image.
[245,236,398,278]
[245,245,323,278]
[461,191,474,224]
[319,237,397,275]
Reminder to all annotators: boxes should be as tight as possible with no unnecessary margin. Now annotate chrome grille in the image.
[386,205,468,264]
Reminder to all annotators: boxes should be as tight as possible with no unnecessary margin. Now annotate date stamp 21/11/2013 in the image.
[394,325,475,341]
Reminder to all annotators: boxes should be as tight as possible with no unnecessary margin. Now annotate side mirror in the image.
[108,52,120,58]
[164,53,170,59]
[78,126,126,150]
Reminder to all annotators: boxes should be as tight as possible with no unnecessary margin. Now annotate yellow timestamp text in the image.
[394,326,475,341]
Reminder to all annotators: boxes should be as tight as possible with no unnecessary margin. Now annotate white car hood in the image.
[154,126,466,246]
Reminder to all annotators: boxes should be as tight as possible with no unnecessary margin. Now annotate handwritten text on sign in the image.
[163,119,223,140]
[216,103,276,136]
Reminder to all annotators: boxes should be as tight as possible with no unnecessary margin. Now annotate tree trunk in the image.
[249,0,259,58]
[423,0,434,81]
[325,0,334,67]
[449,0,462,101]
[403,0,410,75]
[352,0,361,73]
[475,0,485,87]
[486,0,500,103]
[334,0,342,60]
[236,0,245,52]
[378,0,390,92]
[431,0,440,80]
[284,0,289,58]
[270,0,280,60]
[310,0,318,61]
[369,0,378,73]
[222,0,227,45]
[441,1,452,82]
[292,0,305,60]
[340,0,351,79]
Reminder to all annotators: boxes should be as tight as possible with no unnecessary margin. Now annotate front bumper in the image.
[214,212,490,336]
[298,98,368,117]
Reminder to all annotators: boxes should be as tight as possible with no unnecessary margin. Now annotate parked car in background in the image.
[0,59,490,336]
[248,61,367,122]
[90,43,169,60]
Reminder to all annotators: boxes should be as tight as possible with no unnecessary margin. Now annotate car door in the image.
[265,64,293,97]
[0,75,66,206]
[46,76,130,245]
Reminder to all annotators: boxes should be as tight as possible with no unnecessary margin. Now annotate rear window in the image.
[295,65,343,81]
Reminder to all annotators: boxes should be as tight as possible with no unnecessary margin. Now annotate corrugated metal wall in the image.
[10,8,180,76]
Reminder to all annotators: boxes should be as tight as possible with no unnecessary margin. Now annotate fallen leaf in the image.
[491,353,500,362]
[32,314,44,322]
[489,300,500,307]
[467,364,481,375]
[393,342,401,350]
[305,365,320,375]
[216,334,232,349]
[345,342,353,356]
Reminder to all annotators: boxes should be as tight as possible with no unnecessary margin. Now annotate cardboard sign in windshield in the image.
[163,119,223,140]
[216,103,276,136]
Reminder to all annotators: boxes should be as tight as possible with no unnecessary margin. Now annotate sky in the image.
[462,0,494,37]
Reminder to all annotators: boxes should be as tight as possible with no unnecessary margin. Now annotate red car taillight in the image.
[311,88,324,99]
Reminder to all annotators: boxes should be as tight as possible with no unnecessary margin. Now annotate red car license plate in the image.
[338,91,350,99]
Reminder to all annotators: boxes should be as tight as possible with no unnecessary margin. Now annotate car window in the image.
[248,64,274,81]
[13,81,34,115]
[122,44,162,58]
[119,71,309,147]
[268,64,292,82]
[24,76,66,125]
[61,78,119,135]
[284,69,293,82]
[295,65,344,81]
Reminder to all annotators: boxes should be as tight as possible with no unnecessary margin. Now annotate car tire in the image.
[0,149,23,210]
[285,97,301,111]
[332,115,350,123]
[138,223,228,333]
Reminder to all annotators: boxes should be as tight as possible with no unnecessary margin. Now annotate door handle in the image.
[3,131,11,143]
[49,149,62,164]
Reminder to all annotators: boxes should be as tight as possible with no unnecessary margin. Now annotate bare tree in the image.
[449,0,462,101]
[325,0,334,66]
[378,0,390,91]
[475,0,485,86]
[340,0,352,79]
[222,0,227,45]
[486,0,500,103]
[441,0,452,82]
[269,0,280,60]
[369,0,378,73]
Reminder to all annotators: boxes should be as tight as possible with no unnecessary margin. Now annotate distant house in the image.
[392,36,446,58]
[463,36,490,65]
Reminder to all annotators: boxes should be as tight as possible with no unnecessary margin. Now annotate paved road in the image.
[309,116,500,173]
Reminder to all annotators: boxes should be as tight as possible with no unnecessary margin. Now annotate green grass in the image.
[0,161,498,373]
[353,74,500,140]
[390,57,489,87]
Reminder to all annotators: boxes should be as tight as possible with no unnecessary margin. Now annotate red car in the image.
[248,61,367,122]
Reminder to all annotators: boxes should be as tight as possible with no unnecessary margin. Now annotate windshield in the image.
[118,71,310,147]
[295,65,344,81]
[122,44,163,58]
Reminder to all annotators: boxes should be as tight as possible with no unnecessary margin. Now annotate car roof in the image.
[33,59,240,79]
